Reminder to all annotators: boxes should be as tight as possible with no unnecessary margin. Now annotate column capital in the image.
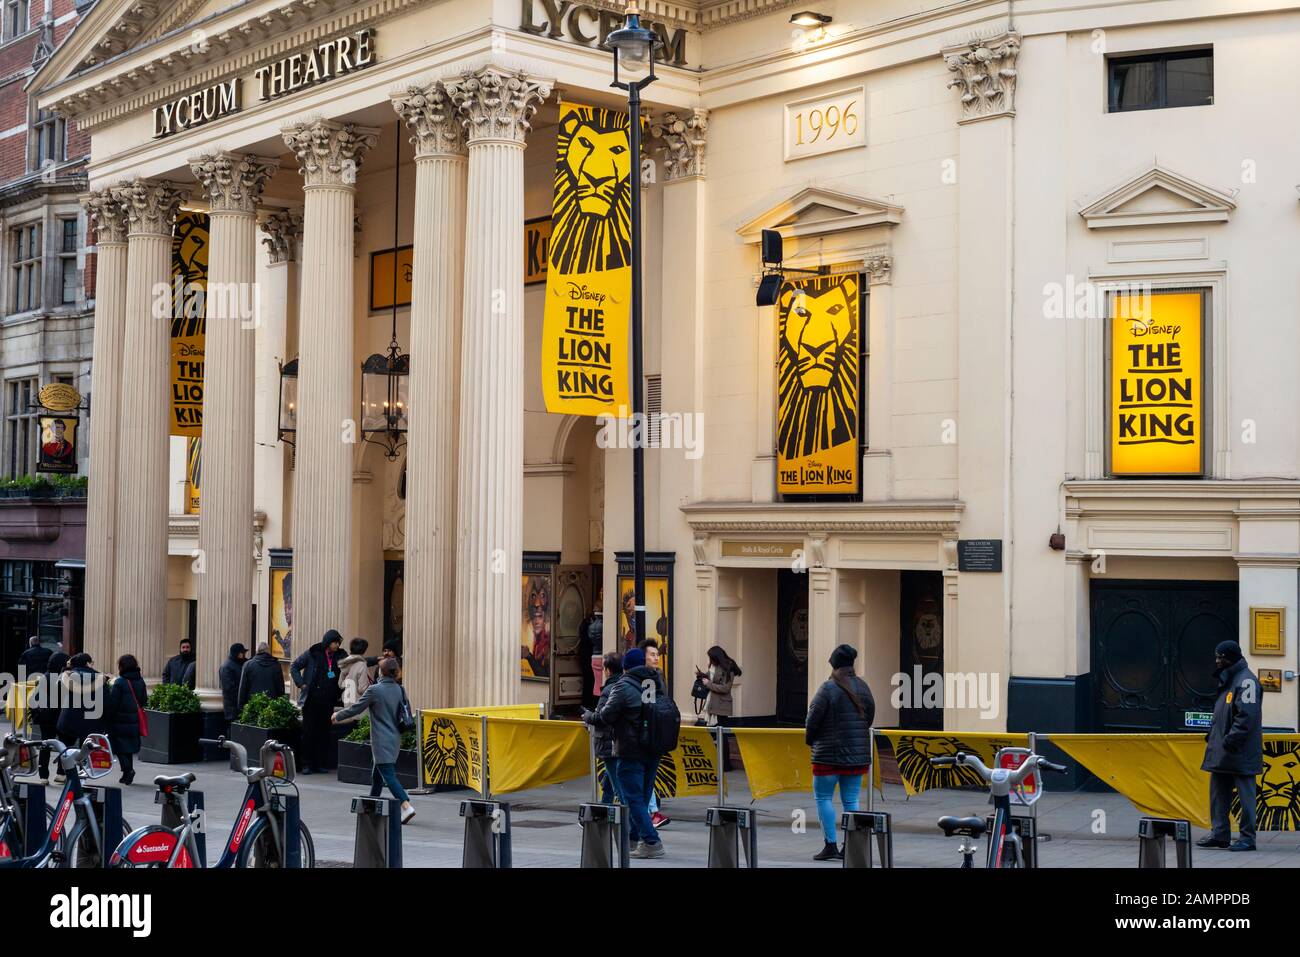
[866,253,893,285]
[444,64,552,146]
[392,82,467,159]
[111,179,189,237]
[259,207,304,264]
[189,152,279,214]
[652,108,709,181]
[82,188,129,244]
[281,118,380,188]
[942,31,1021,123]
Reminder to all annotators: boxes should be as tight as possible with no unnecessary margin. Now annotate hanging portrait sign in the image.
[369,245,412,311]
[170,211,208,438]
[36,416,77,474]
[525,216,552,286]
[540,101,633,417]
[776,275,861,496]
[521,552,559,681]
[1110,290,1203,476]
[267,549,294,662]
[615,551,675,693]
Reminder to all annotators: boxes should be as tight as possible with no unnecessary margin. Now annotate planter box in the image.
[140,710,203,764]
[229,722,301,763]
[336,739,419,790]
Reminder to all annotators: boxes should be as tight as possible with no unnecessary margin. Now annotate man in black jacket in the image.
[291,630,344,773]
[238,642,285,713]
[161,638,196,687]
[17,636,52,677]
[584,647,666,859]
[1199,640,1263,852]
[218,643,248,722]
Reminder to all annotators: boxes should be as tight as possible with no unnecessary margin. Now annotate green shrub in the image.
[237,692,299,729]
[342,714,417,751]
[147,683,200,714]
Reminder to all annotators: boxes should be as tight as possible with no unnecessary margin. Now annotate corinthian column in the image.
[445,64,551,706]
[281,119,378,650]
[111,179,188,680]
[189,153,278,703]
[81,190,130,670]
[391,83,467,710]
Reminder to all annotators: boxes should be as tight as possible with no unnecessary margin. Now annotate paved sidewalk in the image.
[21,738,1298,867]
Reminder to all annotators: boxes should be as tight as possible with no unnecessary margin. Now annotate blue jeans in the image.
[600,757,622,804]
[617,758,660,846]
[813,773,862,844]
[370,762,410,804]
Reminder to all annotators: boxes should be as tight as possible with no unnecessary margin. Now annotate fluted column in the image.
[111,179,188,680]
[391,84,467,710]
[81,190,130,670]
[445,64,551,706]
[189,153,278,702]
[281,120,378,650]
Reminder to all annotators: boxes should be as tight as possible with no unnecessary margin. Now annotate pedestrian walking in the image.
[332,657,416,824]
[291,630,344,773]
[17,636,52,677]
[105,655,147,785]
[805,643,875,862]
[238,642,285,714]
[1198,639,1263,852]
[30,651,67,781]
[56,653,107,748]
[583,652,624,804]
[638,638,670,829]
[219,644,249,725]
[161,638,196,687]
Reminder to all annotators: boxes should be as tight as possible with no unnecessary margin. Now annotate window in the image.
[59,218,77,304]
[4,0,26,39]
[1108,49,1213,112]
[32,110,65,169]
[11,223,40,313]
[5,379,36,477]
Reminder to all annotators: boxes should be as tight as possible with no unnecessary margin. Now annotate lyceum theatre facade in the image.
[35,0,1300,735]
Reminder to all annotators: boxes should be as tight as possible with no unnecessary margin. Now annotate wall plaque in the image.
[957,539,1002,572]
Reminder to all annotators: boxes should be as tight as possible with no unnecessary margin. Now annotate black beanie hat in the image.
[1214,640,1242,663]
[323,629,344,648]
[829,644,857,669]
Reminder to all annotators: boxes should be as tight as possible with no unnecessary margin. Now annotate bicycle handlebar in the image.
[928,751,1059,785]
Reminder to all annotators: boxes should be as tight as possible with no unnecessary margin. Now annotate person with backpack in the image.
[584,647,679,859]
[805,644,876,862]
[105,655,148,786]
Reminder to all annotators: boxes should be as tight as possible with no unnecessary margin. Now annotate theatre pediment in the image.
[737,186,903,244]
[1078,164,1237,229]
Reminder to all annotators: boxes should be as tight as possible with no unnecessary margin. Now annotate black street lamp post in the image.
[608,3,661,659]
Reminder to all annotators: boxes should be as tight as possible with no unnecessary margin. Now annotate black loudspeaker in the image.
[756,273,782,307]
[760,228,783,265]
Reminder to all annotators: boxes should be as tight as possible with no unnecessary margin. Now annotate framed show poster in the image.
[1250,606,1285,656]
[369,245,412,311]
[521,552,560,682]
[615,551,675,693]
[36,416,77,473]
[268,549,294,661]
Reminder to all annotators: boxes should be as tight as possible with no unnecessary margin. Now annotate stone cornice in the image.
[189,152,279,213]
[682,500,964,535]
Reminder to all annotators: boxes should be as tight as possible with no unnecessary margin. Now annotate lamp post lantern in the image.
[608,2,662,662]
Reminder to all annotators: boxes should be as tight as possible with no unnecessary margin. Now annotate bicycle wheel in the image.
[238,820,315,868]
[63,817,131,868]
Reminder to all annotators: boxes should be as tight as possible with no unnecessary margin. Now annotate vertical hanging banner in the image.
[1110,291,1202,475]
[776,275,861,495]
[541,101,632,416]
[170,211,208,437]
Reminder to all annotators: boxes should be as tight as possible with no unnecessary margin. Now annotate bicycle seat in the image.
[153,772,196,793]
[938,815,987,838]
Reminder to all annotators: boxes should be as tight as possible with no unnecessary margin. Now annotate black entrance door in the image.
[899,571,944,730]
[776,569,809,724]
[1091,580,1236,733]
[0,600,32,679]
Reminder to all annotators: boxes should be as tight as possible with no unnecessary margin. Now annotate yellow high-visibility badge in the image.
[1226,692,1233,704]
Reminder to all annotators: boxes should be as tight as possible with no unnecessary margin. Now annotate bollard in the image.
[15,782,46,855]
[842,811,893,868]
[984,812,1038,868]
[1138,817,1193,868]
[460,799,511,868]
[579,802,630,868]
[84,786,124,864]
[159,788,206,867]
[351,796,402,868]
[706,807,757,868]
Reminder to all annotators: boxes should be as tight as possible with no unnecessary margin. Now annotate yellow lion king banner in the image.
[541,101,633,417]
[776,275,861,495]
[880,730,1029,796]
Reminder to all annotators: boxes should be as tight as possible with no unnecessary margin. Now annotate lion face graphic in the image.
[550,105,633,275]
[891,735,1023,794]
[1231,740,1300,830]
[777,277,859,461]
[422,717,471,787]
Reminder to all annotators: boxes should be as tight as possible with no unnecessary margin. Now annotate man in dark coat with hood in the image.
[219,643,249,722]
[1199,640,1262,852]
[238,642,285,714]
[162,638,196,687]
[291,630,344,773]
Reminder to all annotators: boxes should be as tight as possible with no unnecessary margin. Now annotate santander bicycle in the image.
[0,733,123,867]
[930,750,1067,868]
[110,735,315,868]
[0,733,56,859]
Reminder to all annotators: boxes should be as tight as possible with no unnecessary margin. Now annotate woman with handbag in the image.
[105,654,148,786]
[332,657,417,824]
[696,646,742,771]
